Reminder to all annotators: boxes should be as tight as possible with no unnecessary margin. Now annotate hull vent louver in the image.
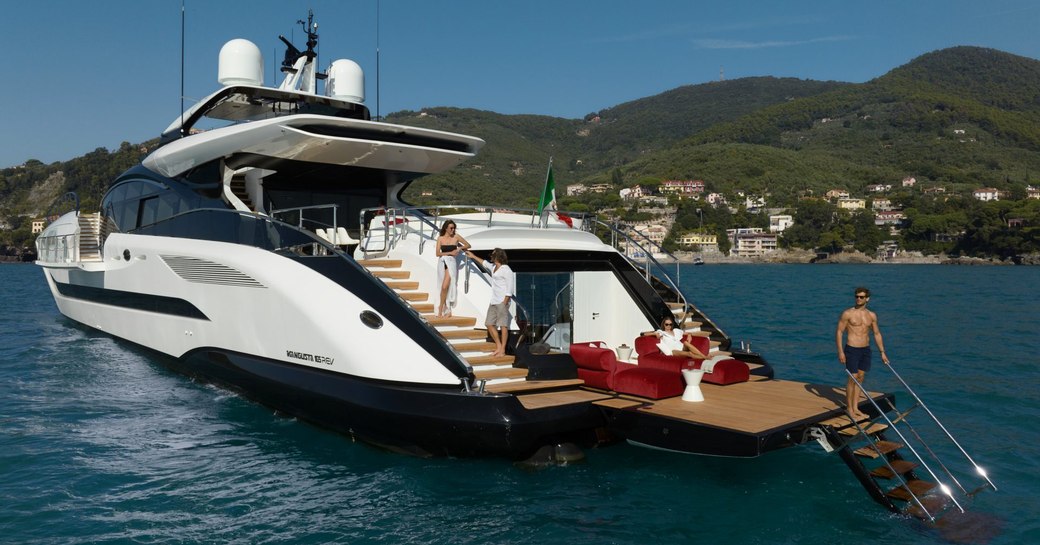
[160,255,266,288]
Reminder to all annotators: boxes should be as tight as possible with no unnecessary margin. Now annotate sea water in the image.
[1,263,1037,544]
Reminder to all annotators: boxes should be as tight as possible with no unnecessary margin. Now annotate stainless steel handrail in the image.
[591,219,687,312]
[883,361,997,492]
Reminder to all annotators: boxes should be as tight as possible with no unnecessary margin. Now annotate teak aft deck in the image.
[499,377,893,458]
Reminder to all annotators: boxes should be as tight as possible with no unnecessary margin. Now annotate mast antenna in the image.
[180,0,185,134]
[376,0,381,120]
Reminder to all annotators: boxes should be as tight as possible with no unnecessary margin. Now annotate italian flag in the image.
[537,161,572,227]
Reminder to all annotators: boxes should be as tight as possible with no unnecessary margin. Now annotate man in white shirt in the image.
[467,248,515,357]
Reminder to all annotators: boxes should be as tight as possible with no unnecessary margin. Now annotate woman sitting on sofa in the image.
[642,316,710,360]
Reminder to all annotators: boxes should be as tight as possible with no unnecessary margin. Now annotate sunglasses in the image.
[855,295,868,299]
[664,323,674,327]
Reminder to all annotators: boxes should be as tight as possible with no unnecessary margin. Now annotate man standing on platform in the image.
[836,287,889,420]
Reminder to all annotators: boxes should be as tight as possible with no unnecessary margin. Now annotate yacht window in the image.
[115,200,139,231]
[139,196,159,227]
[156,192,178,221]
[105,184,128,207]
[124,182,144,200]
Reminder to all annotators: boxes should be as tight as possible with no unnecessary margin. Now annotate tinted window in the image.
[139,196,159,227]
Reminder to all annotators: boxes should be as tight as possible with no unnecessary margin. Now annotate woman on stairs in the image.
[435,220,470,317]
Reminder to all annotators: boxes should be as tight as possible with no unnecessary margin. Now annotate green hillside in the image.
[3,46,1038,257]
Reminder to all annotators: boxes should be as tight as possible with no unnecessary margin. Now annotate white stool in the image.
[681,368,705,402]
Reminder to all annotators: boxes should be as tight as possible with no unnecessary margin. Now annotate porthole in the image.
[360,310,383,329]
[123,249,131,261]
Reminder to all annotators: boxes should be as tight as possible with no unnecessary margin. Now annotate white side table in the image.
[681,368,705,402]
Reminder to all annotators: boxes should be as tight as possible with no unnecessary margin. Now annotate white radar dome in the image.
[326,59,364,103]
[218,39,264,86]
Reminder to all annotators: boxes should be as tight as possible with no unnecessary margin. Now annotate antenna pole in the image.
[180,0,185,134]
[376,0,381,120]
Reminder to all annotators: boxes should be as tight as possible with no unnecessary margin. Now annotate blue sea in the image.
[2,263,1037,544]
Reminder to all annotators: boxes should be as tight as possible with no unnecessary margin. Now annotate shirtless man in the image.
[836,287,889,420]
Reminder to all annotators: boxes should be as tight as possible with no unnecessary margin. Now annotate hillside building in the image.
[973,188,999,202]
[677,232,719,253]
[726,228,777,258]
[837,198,866,210]
[769,214,794,233]
[660,180,705,195]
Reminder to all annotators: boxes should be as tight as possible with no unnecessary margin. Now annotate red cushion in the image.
[697,359,750,385]
[637,352,690,373]
[613,367,684,399]
[635,333,710,357]
[570,342,616,371]
[634,335,659,356]
[570,342,617,390]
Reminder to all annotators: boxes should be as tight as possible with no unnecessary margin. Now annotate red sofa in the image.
[570,341,684,399]
[634,334,750,385]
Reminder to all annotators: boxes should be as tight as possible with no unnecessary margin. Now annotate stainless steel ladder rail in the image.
[884,361,998,493]
[846,369,967,518]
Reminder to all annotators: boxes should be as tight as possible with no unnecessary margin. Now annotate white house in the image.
[973,188,999,202]
[769,214,794,233]
[706,193,727,207]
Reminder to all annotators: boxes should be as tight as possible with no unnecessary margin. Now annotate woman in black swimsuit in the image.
[436,220,471,317]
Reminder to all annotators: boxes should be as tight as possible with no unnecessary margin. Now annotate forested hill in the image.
[376,76,845,205]
[2,46,1039,247]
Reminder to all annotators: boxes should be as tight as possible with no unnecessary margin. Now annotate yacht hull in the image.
[172,347,606,458]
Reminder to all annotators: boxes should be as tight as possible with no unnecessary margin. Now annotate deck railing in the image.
[358,205,689,312]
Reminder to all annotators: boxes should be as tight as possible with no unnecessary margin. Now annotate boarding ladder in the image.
[810,362,997,522]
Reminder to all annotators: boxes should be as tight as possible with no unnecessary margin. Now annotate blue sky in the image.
[2,0,1038,168]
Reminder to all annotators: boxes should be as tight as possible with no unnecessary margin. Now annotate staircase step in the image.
[467,355,515,365]
[484,379,585,394]
[886,479,937,502]
[854,440,903,459]
[397,291,429,301]
[839,422,889,436]
[667,302,686,309]
[384,280,419,290]
[451,341,497,352]
[871,460,919,479]
[359,259,403,268]
[473,367,527,381]
[409,303,434,313]
[426,315,477,327]
[819,414,871,429]
[439,329,488,340]
[371,270,410,279]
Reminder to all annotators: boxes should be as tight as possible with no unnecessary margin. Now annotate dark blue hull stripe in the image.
[54,281,209,320]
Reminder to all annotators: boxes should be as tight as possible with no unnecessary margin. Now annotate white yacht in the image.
[36,14,993,521]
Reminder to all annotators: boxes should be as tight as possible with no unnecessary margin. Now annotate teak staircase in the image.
[358,257,527,386]
[811,368,997,523]
[77,212,103,262]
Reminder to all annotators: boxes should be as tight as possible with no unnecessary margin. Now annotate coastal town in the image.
[564,176,1040,264]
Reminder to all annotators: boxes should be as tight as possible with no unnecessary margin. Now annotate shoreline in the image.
[666,250,1038,266]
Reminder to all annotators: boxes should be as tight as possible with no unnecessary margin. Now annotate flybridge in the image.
[162,9,369,142]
